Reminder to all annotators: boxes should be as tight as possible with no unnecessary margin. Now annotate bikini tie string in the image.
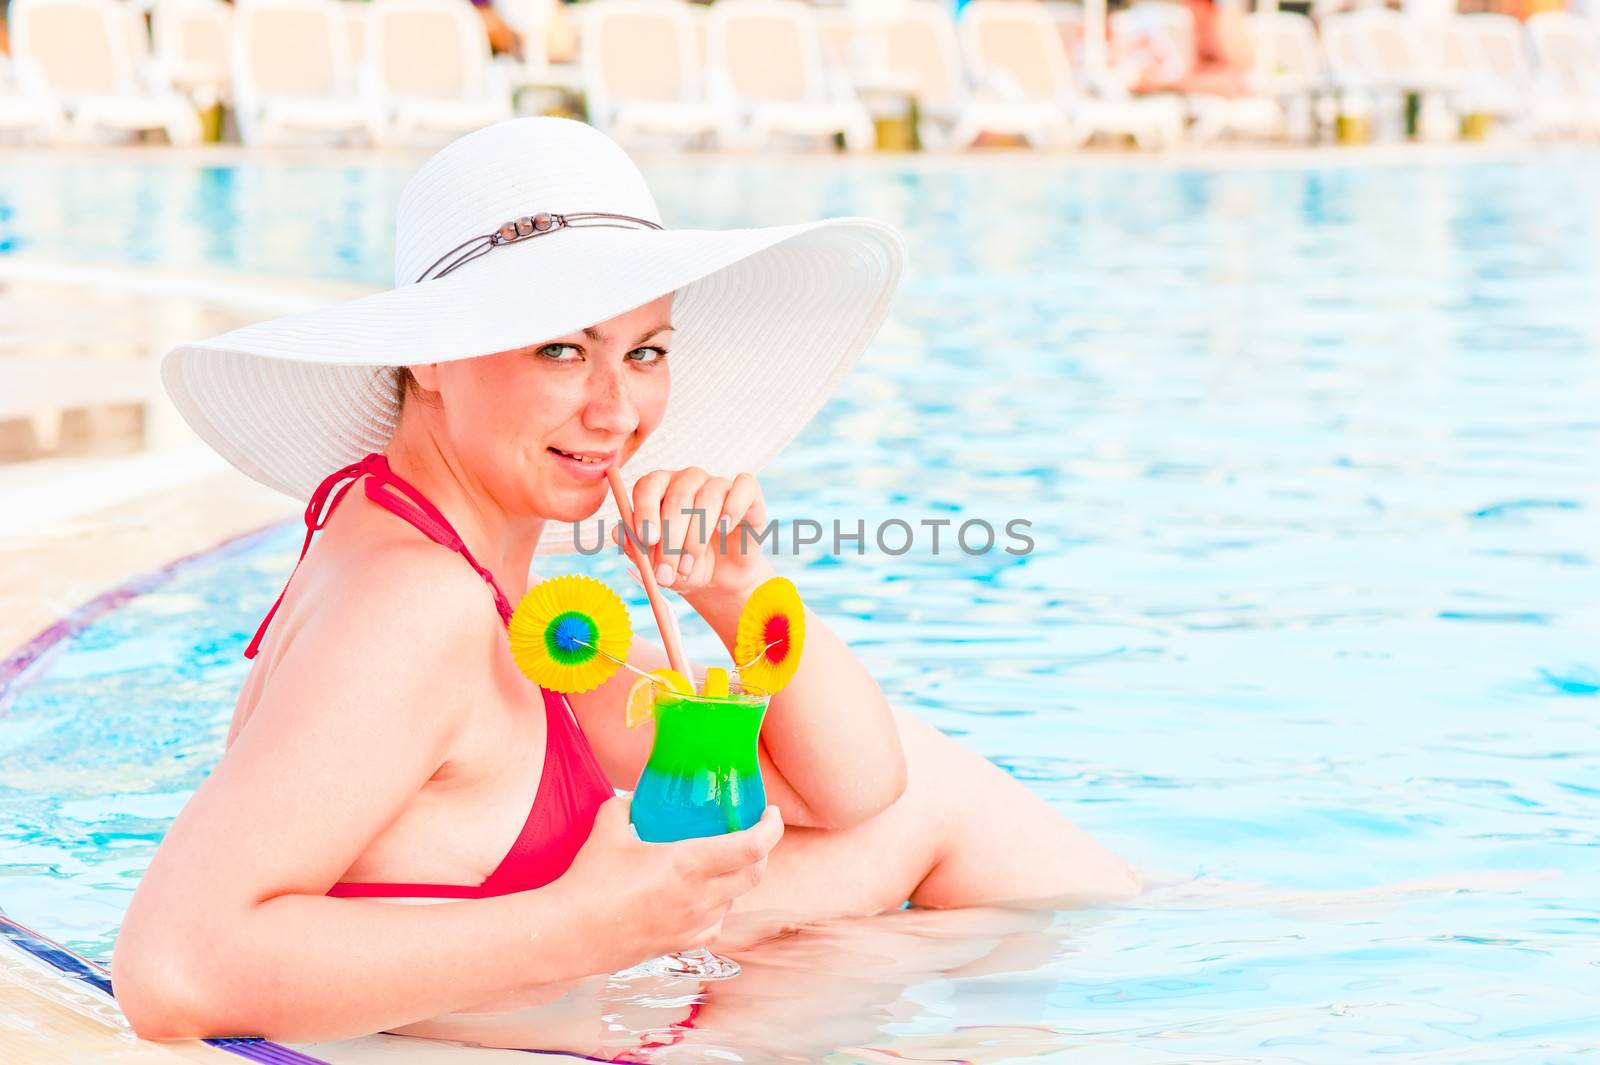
[244,457,369,660]
[244,454,515,660]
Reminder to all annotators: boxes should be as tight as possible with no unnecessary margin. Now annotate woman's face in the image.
[413,293,674,524]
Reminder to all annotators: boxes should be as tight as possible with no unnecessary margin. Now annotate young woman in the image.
[112,118,1138,1045]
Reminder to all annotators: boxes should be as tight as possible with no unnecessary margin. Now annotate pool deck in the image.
[6,136,1580,171]
[0,452,299,664]
[0,259,348,661]
[0,267,302,1063]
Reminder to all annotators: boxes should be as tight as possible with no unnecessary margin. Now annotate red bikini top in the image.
[246,452,614,899]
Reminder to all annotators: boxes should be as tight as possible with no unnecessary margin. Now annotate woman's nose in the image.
[583,366,639,435]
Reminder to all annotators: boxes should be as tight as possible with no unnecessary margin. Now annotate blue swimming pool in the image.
[2,149,1599,1060]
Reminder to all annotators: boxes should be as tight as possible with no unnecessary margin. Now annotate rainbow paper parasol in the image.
[508,574,633,693]
[734,576,806,694]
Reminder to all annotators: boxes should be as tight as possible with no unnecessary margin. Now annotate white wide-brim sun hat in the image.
[161,117,904,555]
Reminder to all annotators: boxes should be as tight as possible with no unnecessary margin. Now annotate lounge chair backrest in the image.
[154,0,232,86]
[1368,15,1416,76]
[11,0,135,96]
[1044,1,1082,62]
[959,0,1073,102]
[583,1,694,104]
[1319,15,1365,81]
[369,0,487,99]
[123,1,151,66]
[1461,14,1531,86]
[344,2,368,64]
[233,0,352,98]
[707,0,825,105]
[1528,13,1600,96]
[859,4,964,107]
[1432,20,1473,76]
[816,8,857,73]
[1244,11,1323,89]
[1321,10,1418,84]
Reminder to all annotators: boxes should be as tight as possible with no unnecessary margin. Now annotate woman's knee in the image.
[892,710,1142,908]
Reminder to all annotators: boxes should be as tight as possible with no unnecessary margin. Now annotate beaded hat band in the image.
[416,211,663,283]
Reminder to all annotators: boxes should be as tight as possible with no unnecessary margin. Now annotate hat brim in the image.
[161,217,904,556]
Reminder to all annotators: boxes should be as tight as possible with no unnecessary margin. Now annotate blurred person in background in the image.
[473,0,522,58]
[1118,0,1255,97]
[472,0,577,63]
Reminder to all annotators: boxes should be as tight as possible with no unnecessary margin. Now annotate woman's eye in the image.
[538,343,580,361]
[628,346,668,364]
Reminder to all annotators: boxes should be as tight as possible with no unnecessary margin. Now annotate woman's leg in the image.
[722,707,1140,940]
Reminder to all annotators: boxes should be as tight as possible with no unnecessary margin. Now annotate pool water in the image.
[2,150,1599,1061]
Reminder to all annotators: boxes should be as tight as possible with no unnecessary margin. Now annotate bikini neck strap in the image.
[243,453,514,660]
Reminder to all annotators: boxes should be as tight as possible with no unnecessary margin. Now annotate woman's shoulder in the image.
[253,517,509,694]
[307,528,507,655]
[230,493,517,749]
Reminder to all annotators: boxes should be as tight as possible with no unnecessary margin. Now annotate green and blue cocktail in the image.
[506,571,805,983]
[628,675,769,980]
[632,682,768,841]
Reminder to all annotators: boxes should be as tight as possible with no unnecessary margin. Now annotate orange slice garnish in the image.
[624,668,692,729]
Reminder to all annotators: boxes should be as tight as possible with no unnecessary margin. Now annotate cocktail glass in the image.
[626,679,769,981]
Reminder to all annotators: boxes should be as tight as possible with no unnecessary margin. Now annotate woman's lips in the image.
[547,446,616,482]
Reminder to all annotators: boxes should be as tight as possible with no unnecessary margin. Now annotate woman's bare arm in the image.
[112,555,603,1041]
[684,578,908,829]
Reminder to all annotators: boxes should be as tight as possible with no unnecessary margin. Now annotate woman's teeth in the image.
[551,448,604,464]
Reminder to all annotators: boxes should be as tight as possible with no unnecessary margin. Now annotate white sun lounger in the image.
[1422,14,1570,139]
[1243,10,1323,141]
[152,0,232,112]
[343,0,369,65]
[365,0,512,146]
[1527,12,1600,139]
[856,2,1058,149]
[0,51,68,142]
[1458,13,1585,139]
[1320,9,1456,141]
[580,0,737,149]
[1044,0,1083,64]
[10,0,202,144]
[705,0,875,152]
[814,5,858,77]
[958,0,1185,150]
[230,0,382,145]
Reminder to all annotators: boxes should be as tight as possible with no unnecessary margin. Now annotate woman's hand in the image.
[612,467,776,598]
[558,796,784,974]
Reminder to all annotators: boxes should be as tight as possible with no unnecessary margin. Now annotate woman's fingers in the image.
[675,805,784,879]
[627,469,672,556]
[679,552,717,592]
[653,468,711,586]
[622,468,764,590]
[669,476,732,585]
[717,473,766,563]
